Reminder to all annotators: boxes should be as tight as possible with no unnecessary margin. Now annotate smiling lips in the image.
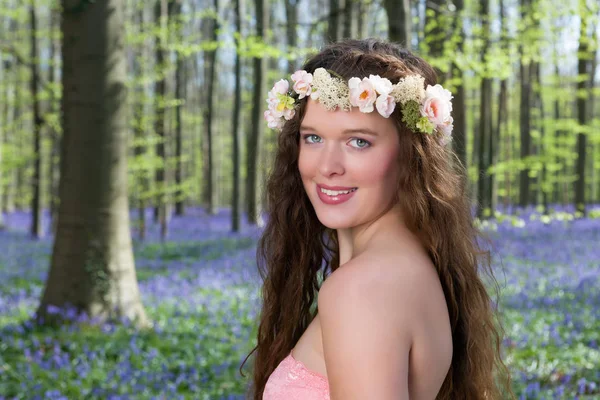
[316,184,358,205]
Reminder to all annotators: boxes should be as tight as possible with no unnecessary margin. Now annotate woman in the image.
[240,38,512,400]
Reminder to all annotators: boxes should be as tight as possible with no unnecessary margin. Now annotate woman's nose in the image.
[318,144,345,177]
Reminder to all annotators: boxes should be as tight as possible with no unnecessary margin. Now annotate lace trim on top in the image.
[290,350,328,382]
[262,351,330,400]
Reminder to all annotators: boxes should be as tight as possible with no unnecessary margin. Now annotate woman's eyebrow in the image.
[299,126,379,136]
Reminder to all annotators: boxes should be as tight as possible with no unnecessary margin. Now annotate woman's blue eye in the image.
[350,138,371,149]
[303,134,322,143]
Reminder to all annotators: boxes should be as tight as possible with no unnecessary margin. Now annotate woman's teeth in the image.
[320,188,357,196]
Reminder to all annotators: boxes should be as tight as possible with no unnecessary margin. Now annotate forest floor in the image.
[0,206,598,399]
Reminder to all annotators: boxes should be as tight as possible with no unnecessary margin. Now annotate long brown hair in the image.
[240,38,513,400]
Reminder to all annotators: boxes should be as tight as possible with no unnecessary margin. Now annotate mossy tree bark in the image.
[37,0,148,327]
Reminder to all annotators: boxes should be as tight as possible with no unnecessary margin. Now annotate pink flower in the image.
[266,90,280,109]
[272,79,289,95]
[283,107,295,120]
[291,70,313,99]
[375,94,396,118]
[348,77,377,113]
[264,109,283,130]
[420,84,453,127]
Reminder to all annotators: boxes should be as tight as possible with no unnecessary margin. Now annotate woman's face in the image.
[298,98,401,229]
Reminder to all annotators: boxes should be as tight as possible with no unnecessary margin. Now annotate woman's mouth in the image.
[316,185,358,205]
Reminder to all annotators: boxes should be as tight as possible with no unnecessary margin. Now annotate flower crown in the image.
[263,67,454,146]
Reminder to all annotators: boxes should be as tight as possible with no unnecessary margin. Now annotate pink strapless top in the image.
[263,351,330,400]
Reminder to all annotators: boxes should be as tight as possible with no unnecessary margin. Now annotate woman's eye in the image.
[350,138,371,149]
[303,134,322,144]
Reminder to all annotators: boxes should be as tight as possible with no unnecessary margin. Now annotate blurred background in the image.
[0,0,599,399]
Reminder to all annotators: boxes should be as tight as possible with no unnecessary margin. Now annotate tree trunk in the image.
[247,0,268,226]
[0,60,8,228]
[518,58,532,208]
[37,0,148,326]
[30,4,43,239]
[5,61,19,213]
[232,0,243,232]
[383,0,411,49]
[357,0,366,38]
[174,1,185,216]
[202,0,219,215]
[154,0,172,239]
[327,0,341,43]
[552,51,566,205]
[49,8,61,236]
[534,62,548,215]
[450,0,467,170]
[518,0,535,208]
[574,5,589,216]
[587,13,598,203]
[425,0,445,65]
[134,8,148,241]
[343,0,356,39]
[477,0,492,219]
[285,0,298,73]
[496,0,508,213]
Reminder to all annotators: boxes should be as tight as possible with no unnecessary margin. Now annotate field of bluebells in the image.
[0,205,599,399]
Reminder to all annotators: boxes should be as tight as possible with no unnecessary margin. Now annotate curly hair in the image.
[239,38,513,400]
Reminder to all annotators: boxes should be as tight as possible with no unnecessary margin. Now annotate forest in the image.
[0,0,598,398]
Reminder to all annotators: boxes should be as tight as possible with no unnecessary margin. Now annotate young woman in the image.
[240,38,512,400]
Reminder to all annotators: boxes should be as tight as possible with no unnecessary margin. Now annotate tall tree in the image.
[246,0,269,225]
[37,0,148,326]
[153,0,177,239]
[450,0,467,170]
[497,0,509,211]
[173,0,185,216]
[232,0,243,232]
[202,0,219,215]
[590,15,599,203]
[327,0,342,43]
[48,7,61,235]
[477,0,493,218]
[285,0,299,73]
[0,59,8,228]
[383,0,411,49]
[424,0,445,69]
[343,0,357,39]
[29,3,43,238]
[133,7,148,241]
[518,0,533,207]
[534,62,549,214]
[575,0,590,216]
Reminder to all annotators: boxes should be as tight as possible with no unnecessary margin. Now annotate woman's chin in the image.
[315,213,355,230]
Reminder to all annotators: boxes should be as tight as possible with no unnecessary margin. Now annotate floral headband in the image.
[263,67,454,146]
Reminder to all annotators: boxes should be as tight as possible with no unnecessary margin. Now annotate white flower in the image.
[375,94,396,118]
[266,89,280,109]
[348,77,377,113]
[291,70,313,99]
[368,75,393,95]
